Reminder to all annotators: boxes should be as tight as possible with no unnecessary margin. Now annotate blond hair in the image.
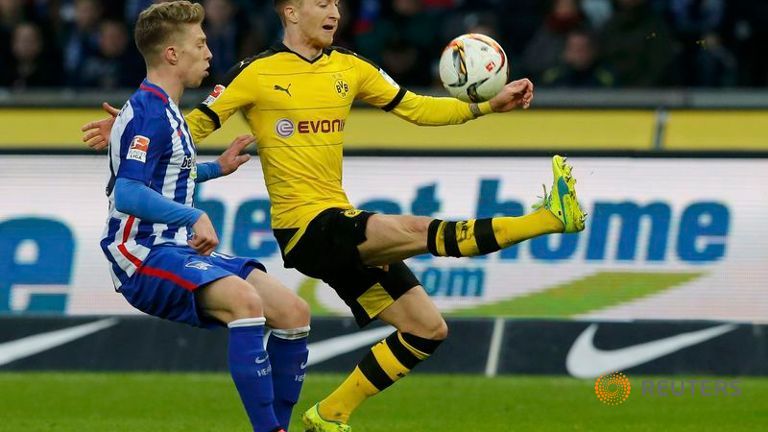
[134,1,205,62]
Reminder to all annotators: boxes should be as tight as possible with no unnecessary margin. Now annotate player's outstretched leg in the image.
[303,288,444,431]
[426,154,586,258]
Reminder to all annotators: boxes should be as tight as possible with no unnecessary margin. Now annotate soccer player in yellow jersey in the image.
[84,1,587,430]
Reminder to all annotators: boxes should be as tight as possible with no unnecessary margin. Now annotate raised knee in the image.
[432,319,449,341]
[404,318,448,341]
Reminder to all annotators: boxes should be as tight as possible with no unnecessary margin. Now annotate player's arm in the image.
[392,79,533,125]
[195,134,254,183]
[114,112,217,254]
[185,60,259,144]
[114,178,202,227]
[354,55,533,126]
[113,112,202,225]
[113,179,218,255]
[388,91,488,126]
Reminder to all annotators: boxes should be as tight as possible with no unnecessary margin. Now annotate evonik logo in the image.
[297,119,345,135]
[274,119,346,138]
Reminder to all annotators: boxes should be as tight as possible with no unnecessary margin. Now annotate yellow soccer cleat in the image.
[302,404,352,432]
[535,155,587,233]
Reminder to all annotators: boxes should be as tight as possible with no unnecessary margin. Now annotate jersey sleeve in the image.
[115,109,170,185]
[353,54,406,110]
[352,53,493,126]
[389,91,493,126]
[186,60,259,144]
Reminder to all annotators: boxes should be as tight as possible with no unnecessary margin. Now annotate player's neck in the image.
[146,70,183,105]
[282,34,324,61]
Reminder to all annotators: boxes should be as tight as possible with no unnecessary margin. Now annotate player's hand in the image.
[217,135,254,176]
[489,78,534,113]
[81,102,119,151]
[189,213,219,256]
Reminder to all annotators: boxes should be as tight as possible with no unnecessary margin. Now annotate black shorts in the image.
[274,208,420,327]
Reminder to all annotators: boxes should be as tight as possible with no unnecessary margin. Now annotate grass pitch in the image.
[1,373,765,431]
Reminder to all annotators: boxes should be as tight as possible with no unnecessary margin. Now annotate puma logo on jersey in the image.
[274,84,292,97]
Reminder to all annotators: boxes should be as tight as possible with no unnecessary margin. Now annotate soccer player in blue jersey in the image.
[100,3,309,431]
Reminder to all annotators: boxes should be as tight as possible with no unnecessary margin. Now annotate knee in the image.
[229,289,264,321]
[268,294,311,329]
[431,318,449,341]
[287,296,311,327]
[403,317,448,341]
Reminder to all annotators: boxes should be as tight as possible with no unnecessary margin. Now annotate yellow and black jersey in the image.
[186,43,492,252]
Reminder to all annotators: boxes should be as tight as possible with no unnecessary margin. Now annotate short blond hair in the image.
[134,1,205,62]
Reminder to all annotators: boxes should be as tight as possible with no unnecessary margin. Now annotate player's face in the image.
[297,0,340,48]
[176,23,212,88]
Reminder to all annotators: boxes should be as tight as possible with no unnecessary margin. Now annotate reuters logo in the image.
[594,372,631,406]
[275,118,295,138]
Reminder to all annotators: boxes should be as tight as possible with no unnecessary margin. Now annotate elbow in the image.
[113,179,137,214]
[114,189,130,214]
[395,112,432,126]
[411,118,448,127]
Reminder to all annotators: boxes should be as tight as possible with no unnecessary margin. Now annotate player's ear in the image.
[285,4,299,25]
[164,45,179,66]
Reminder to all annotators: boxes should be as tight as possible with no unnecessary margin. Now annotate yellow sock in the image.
[318,332,439,423]
[427,208,563,257]
[492,208,563,248]
[318,366,379,423]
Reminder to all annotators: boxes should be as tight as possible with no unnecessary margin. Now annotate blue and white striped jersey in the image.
[101,80,198,289]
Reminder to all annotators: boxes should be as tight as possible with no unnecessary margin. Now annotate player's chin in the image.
[320,33,334,46]
[186,77,204,88]
[194,72,208,87]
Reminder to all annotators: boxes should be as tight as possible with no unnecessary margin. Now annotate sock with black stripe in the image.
[317,332,442,423]
[427,209,563,257]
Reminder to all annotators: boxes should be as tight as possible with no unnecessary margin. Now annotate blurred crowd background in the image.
[1,0,767,91]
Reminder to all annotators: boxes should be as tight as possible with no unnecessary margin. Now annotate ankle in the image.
[318,400,349,423]
[537,208,565,232]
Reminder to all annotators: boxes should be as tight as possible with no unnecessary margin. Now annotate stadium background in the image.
[1,1,767,431]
